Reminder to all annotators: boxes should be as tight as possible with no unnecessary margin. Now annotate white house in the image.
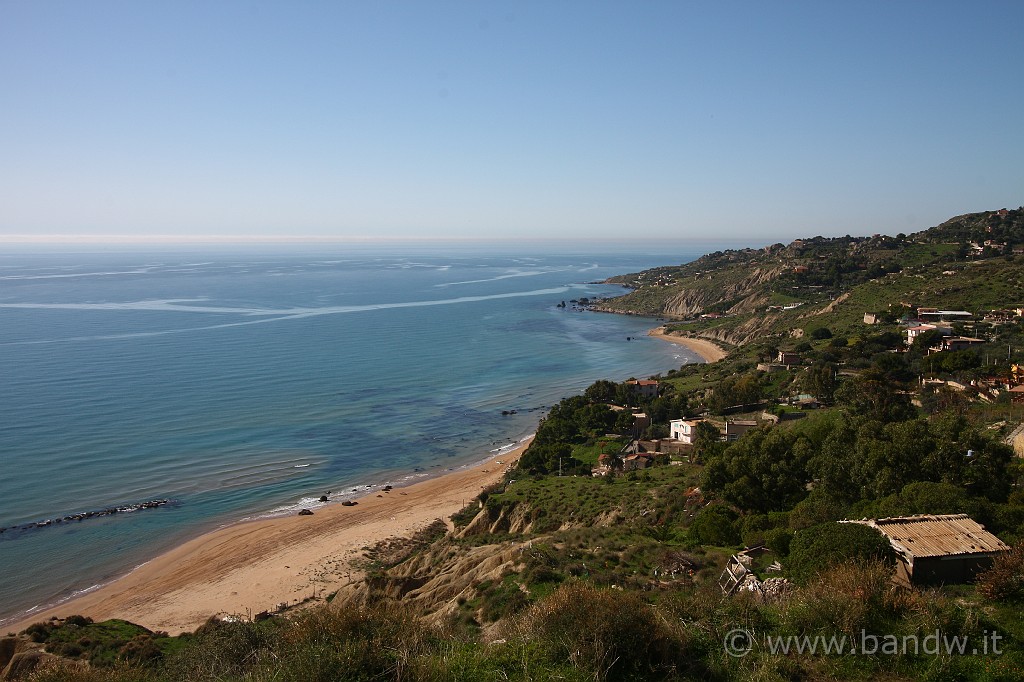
[669,419,703,444]
[905,324,951,346]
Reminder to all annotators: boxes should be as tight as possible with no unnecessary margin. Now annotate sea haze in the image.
[0,244,711,625]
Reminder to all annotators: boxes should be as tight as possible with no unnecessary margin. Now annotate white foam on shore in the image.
[246,433,534,522]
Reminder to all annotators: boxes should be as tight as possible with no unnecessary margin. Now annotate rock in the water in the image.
[318,495,328,502]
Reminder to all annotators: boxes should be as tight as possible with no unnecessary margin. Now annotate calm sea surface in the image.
[0,243,712,625]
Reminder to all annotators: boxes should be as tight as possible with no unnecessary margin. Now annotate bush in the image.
[784,560,902,637]
[787,522,896,585]
[276,603,428,681]
[688,505,741,547]
[479,579,530,622]
[163,617,281,680]
[764,527,794,557]
[977,543,1024,601]
[511,581,684,680]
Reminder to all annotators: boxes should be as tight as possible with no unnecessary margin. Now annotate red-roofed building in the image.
[625,379,659,400]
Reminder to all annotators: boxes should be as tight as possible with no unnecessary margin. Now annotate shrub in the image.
[162,616,281,680]
[977,543,1024,601]
[510,581,683,680]
[274,602,431,681]
[784,560,902,637]
[479,579,530,622]
[787,522,896,585]
[24,622,53,643]
[688,505,741,547]
[764,527,794,557]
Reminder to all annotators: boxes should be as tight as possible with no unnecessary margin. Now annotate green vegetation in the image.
[20,616,184,668]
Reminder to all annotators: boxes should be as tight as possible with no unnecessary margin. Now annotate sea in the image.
[0,242,717,626]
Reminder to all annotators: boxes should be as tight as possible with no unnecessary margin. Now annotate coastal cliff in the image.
[597,207,1024,349]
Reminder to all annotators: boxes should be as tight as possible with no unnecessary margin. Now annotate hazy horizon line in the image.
[0,233,767,247]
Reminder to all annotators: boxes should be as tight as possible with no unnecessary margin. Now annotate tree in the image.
[518,442,579,475]
[835,369,916,423]
[702,428,813,513]
[688,504,741,547]
[875,481,979,518]
[706,373,762,413]
[614,410,637,434]
[646,393,688,423]
[925,413,1013,502]
[851,418,934,498]
[584,380,618,404]
[690,420,724,464]
[800,363,838,403]
[807,416,860,501]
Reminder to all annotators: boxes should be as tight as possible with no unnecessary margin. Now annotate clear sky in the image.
[1,1,1021,244]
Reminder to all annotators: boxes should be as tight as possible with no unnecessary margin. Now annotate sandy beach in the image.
[648,326,728,362]
[5,441,529,636]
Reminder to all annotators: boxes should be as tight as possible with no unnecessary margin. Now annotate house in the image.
[793,265,809,274]
[845,514,1010,587]
[622,453,654,471]
[863,313,880,325]
[985,309,1017,322]
[777,351,801,366]
[905,324,951,346]
[632,412,651,432]
[724,420,758,441]
[669,419,704,444]
[932,336,986,353]
[790,393,819,409]
[591,453,621,477]
[625,379,659,400]
[1009,385,1024,404]
[918,310,974,323]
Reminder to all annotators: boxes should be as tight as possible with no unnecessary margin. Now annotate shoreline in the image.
[4,439,531,636]
[647,326,728,362]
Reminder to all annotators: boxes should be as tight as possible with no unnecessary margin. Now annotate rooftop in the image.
[847,514,1010,559]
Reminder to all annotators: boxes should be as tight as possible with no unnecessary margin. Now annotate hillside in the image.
[597,207,1024,348]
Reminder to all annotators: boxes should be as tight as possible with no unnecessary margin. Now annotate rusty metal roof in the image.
[849,514,1010,559]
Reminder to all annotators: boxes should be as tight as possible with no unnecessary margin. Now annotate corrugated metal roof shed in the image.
[849,514,1010,559]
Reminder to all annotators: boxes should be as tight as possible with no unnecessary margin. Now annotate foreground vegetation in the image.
[12,562,1024,681]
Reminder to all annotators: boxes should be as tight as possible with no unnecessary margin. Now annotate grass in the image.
[570,436,626,466]
[22,617,184,668]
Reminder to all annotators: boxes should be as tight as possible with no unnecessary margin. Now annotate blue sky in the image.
[1,1,1021,244]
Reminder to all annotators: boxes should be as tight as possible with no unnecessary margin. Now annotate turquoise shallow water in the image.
[0,243,710,625]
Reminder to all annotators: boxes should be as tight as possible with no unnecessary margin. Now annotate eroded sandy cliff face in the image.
[664,266,784,318]
[332,502,625,624]
[600,265,786,319]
